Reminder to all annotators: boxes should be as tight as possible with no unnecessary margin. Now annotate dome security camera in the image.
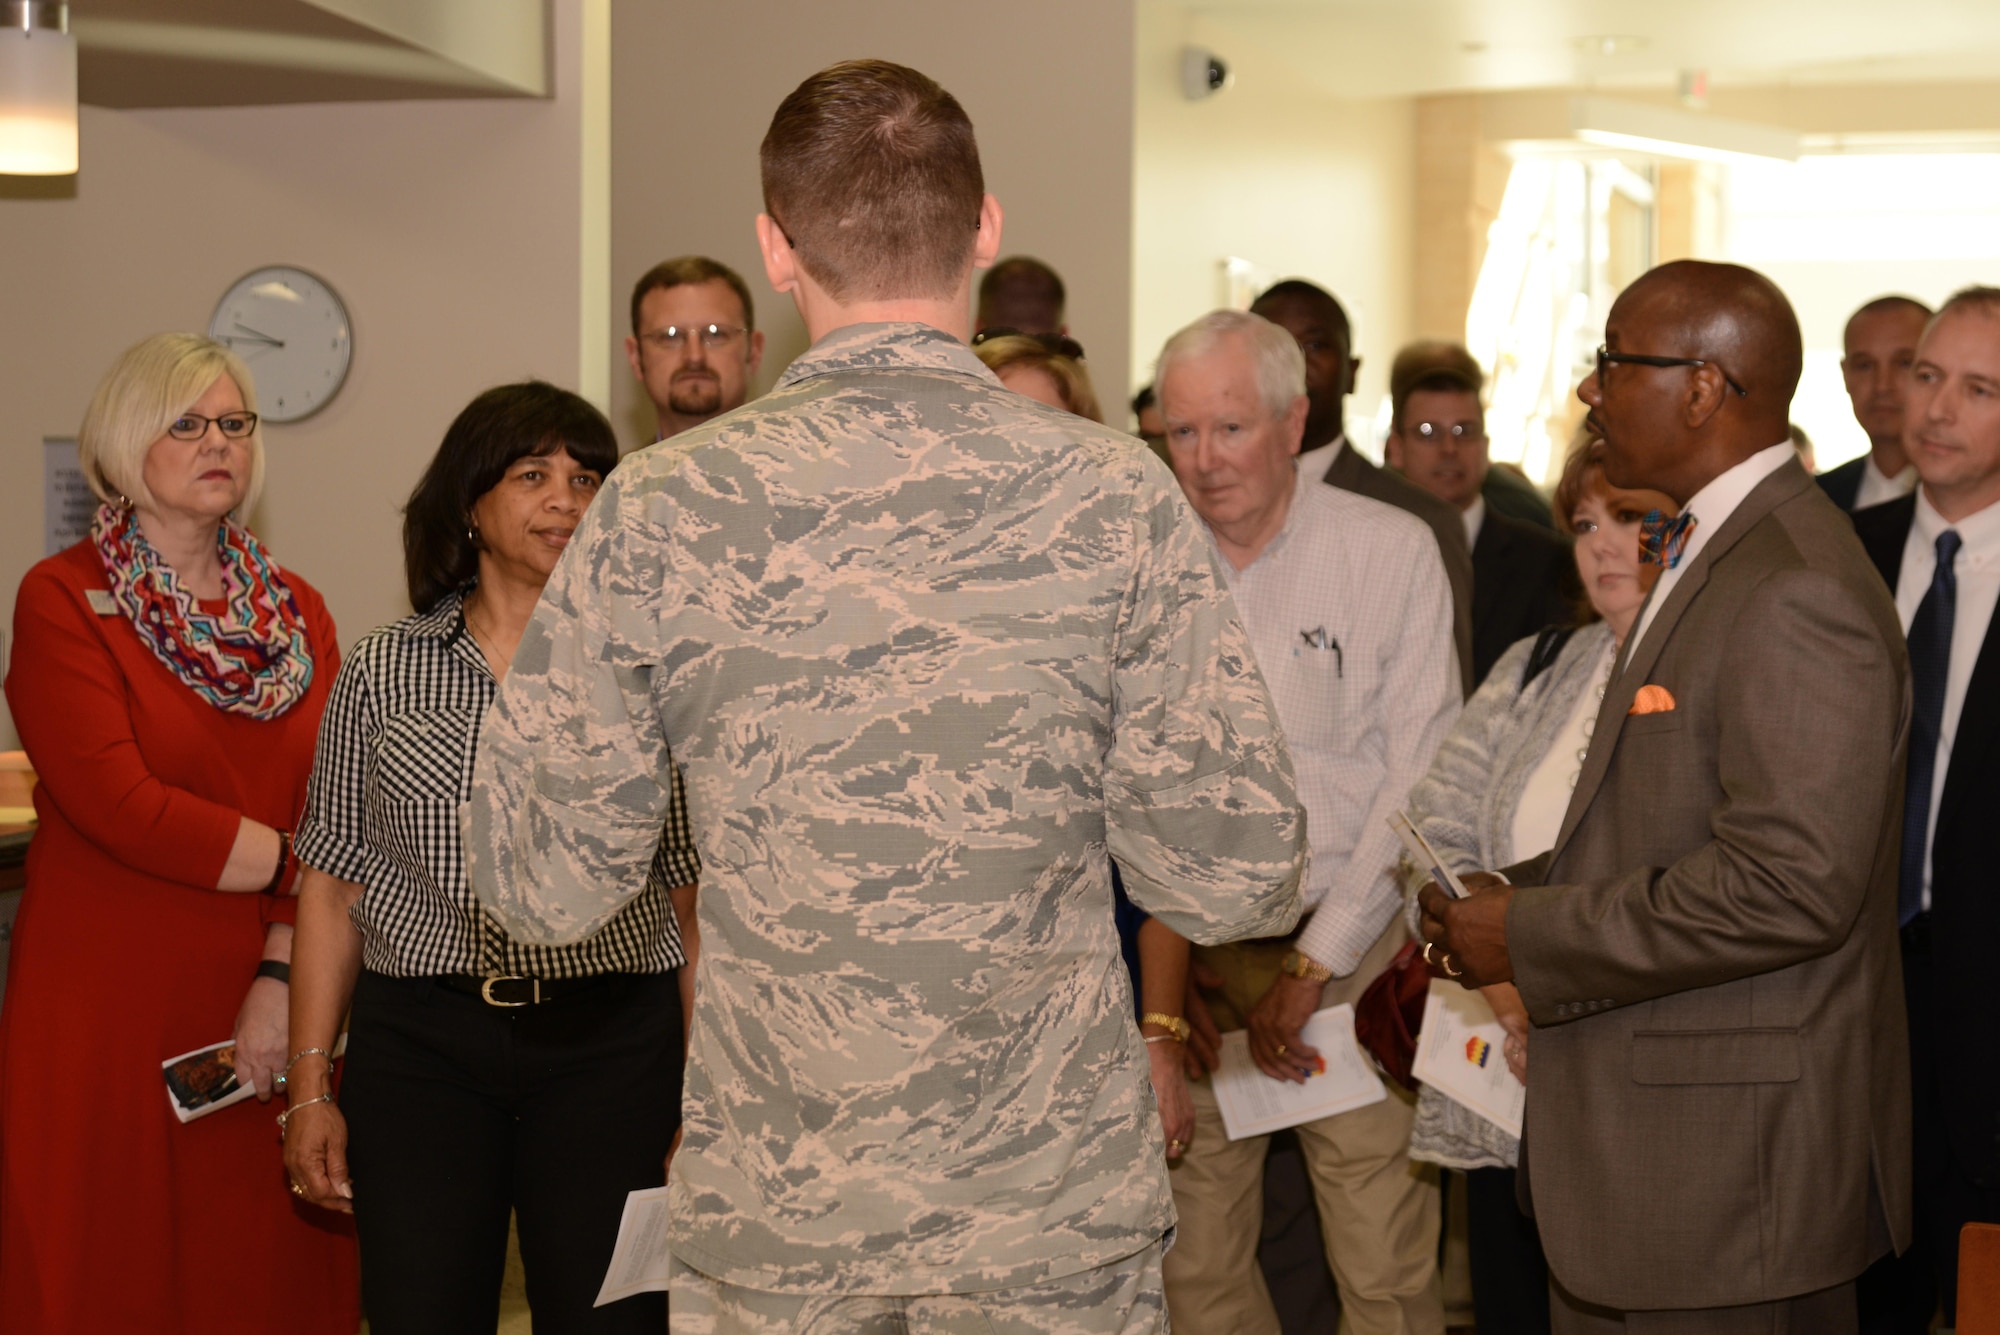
[1181,47,1232,101]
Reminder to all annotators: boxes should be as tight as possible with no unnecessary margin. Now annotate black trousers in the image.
[1857,927,2000,1332]
[1467,1166,1552,1335]
[342,969,684,1335]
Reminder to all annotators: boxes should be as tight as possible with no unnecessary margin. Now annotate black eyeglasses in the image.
[1596,345,1747,398]
[972,327,1086,361]
[167,411,259,441]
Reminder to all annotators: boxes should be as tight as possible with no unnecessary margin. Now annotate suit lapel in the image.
[1549,460,1814,862]
[1939,594,2000,832]
[1320,440,1361,490]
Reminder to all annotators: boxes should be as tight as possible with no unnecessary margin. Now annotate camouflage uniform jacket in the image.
[464,322,1306,1295]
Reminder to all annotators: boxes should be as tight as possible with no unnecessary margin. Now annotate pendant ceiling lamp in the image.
[1,2,76,176]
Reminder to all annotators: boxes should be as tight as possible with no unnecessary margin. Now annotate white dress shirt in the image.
[1855,453,1919,510]
[1214,469,1462,976]
[1895,488,2000,910]
[1509,634,1617,859]
[1462,494,1487,549]
[1294,434,1348,479]
[1628,442,1796,658]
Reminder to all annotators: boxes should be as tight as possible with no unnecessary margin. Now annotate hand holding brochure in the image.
[1210,1004,1387,1140]
[162,1041,256,1123]
[1410,979,1525,1138]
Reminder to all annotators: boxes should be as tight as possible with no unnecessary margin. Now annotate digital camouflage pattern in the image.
[465,322,1305,1295]
[663,1239,1168,1332]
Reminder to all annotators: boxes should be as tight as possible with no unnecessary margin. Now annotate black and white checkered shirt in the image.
[295,588,698,977]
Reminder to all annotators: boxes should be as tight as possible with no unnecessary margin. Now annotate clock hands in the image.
[222,321,287,350]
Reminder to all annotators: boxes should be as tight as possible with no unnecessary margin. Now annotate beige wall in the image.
[1131,3,1414,443]
[0,0,602,748]
[608,0,1137,451]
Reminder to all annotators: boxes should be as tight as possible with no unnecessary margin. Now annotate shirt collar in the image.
[1864,453,1915,491]
[407,586,469,640]
[1679,441,1796,542]
[1914,485,2000,568]
[776,322,1001,391]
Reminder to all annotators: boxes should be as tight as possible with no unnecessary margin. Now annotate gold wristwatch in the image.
[1280,949,1334,983]
[1140,1012,1191,1043]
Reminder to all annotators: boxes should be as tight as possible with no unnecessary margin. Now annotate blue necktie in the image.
[1899,528,1962,926]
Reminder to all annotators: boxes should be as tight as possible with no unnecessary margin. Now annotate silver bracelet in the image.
[275,1093,335,1133]
[1143,1034,1184,1045]
[282,1047,334,1082]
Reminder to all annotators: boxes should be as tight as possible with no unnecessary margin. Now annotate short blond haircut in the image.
[79,333,264,516]
[1155,310,1306,419]
[974,335,1103,423]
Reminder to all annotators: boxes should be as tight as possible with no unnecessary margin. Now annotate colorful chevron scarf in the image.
[90,503,315,720]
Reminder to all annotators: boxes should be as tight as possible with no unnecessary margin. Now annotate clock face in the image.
[206,267,353,423]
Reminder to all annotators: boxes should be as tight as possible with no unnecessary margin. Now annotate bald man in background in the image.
[1420,260,1912,1332]
[1821,296,1932,511]
[1253,280,1475,692]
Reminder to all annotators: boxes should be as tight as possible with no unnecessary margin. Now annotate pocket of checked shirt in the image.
[370,708,478,804]
[1630,1028,1800,1085]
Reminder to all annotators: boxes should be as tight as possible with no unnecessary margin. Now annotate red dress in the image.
[0,541,360,1333]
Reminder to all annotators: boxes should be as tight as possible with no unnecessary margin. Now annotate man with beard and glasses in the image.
[624,255,766,443]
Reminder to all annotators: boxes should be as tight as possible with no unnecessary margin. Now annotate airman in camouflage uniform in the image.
[463,57,1306,1332]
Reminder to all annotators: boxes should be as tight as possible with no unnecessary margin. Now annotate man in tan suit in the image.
[1420,261,1913,1332]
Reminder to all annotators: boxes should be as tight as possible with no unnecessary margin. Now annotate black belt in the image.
[1900,912,1932,957]
[434,973,629,1007]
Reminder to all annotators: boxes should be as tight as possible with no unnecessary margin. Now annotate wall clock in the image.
[206,266,353,423]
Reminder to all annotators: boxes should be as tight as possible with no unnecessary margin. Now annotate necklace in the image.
[462,596,507,677]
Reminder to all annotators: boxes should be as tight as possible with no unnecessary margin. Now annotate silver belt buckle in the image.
[479,975,539,1006]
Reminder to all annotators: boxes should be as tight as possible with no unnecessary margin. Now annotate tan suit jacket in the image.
[1320,440,1476,695]
[1503,459,1913,1311]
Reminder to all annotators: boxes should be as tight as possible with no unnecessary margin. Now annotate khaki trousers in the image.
[666,1240,1168,1334]
[1548,1276,1858,1334]
[1163,920,1444,1335]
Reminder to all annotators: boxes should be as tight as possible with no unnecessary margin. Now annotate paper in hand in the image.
[162,1041,257,1123]
[1390,811,1468,899]
[595,1185,675,1307]
[1410,979,1525,1138]
[1210,1004,1387,1140]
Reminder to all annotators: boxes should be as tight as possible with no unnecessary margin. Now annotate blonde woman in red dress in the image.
[0,333,359,1332]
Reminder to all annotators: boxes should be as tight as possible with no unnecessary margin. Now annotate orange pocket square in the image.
[1629,685,1676,716]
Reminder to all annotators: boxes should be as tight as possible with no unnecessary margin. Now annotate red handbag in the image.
[1352,940,1431,1091]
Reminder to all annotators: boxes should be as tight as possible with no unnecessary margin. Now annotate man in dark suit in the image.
[1384,340,1574,685]
[1852,286,2000,1332]
[1252,280,1474,693]
[1421,260,1913,1331]
[1821,296,1931,512]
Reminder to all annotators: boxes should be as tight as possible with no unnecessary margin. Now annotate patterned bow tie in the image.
[1639,509,1697,569]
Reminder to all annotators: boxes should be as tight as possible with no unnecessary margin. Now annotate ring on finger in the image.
[289,1182,307,1197]
[1441,953,1465,978]
[1274,1043,1287,1057]
[1420,941,1439,966]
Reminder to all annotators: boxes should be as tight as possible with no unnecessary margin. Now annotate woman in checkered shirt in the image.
[279,383,699,1333]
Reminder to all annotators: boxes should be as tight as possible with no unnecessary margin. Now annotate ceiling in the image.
[1179,0,2000,101]
[68,0,547,108]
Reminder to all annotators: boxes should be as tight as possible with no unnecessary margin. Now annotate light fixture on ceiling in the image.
[1572,96,1799,165]
[1,1,75,176]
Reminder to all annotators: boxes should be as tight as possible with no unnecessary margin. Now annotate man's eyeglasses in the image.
[1595,345,1747,398]
[168,412,259,441]
[640,323,749,354]
[971,328,1087,361]
[1409,421,1485,443]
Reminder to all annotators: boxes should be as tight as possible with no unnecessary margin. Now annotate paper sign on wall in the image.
[44,438,92,557]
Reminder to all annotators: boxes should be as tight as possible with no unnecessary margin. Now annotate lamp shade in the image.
[0,2,76,176]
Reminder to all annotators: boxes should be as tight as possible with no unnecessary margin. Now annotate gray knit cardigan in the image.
[1399,619,1615,1170]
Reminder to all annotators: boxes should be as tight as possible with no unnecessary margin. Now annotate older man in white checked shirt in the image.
[1155,310,1461,1335]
